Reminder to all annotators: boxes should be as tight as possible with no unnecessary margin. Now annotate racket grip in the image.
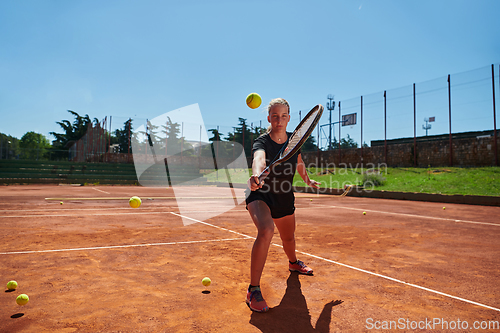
[258,167,270,183]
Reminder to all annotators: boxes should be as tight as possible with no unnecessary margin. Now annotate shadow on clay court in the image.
[11,313,24,319]
[249,272,343,333]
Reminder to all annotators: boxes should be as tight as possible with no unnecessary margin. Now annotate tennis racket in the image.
[258,104,324,183]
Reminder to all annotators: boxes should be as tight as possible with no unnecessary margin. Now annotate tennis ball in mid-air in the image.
[6,280,18,290]
[16,294,29,306]
[202,277,211,287]
[443,207,446,210]
[60,201,63,205]
[363,212,366,215]
[246,93,262,109]
[129,196,142,208]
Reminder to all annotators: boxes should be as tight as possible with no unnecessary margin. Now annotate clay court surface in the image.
[1,184,499,332]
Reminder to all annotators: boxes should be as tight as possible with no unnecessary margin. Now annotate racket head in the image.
[278,104,324,162]
[257,104,323,182]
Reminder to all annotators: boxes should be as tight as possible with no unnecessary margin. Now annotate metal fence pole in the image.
[413,83,417,167]
[360,95,363,167]
[338,101,341,164]
[384,90,387,165]
[317,119,320,166]
[448,74,453,167]
[492,64,498,166]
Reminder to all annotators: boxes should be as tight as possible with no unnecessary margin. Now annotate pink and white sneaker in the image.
[289,260,313,275]
[246,287,269,312]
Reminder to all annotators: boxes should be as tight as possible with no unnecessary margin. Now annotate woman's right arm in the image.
[247,150,266,191]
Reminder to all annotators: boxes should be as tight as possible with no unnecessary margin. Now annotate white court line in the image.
[0,210,250,219]
[168,212,500,313]
[0,207,171,213]
[0,237,246,255]
[169,212,254,239]
[1,205,498,227]
[92,187,110,194]
[311,203,500,227]
[0,211,170,218]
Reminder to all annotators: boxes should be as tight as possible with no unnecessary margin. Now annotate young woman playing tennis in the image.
[245,98,320,313]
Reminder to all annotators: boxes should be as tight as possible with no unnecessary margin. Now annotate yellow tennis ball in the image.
[443,207,446,210]
[202,277,211,287]
[60,201,63,205]
[16,294,29,306]
[129,196,142,208]
[363,212,366,215]
[6,280,18,290]
[246,93,262,109]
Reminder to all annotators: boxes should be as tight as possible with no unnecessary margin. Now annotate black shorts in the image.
[245,188,295,219]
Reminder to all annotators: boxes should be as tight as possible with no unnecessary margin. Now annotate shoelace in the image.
[251,289,265,302]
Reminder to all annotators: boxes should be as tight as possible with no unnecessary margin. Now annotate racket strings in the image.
[280,110,320,159]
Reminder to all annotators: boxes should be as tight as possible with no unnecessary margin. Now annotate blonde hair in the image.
[266,98,290,133]
[267,98,290,115]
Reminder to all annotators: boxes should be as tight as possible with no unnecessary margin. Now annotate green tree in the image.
[50,110,92,149]
[301,135,318,152]
[50,110,93,159]
[230,118,253,157]
[159,117,193,156]
[0,133,19,159]
[114,119,133,153]
[340,134,358,149]
[19,132,51,160]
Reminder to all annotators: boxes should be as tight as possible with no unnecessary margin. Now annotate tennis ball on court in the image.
[246,93,262,109]
[202,277,211,287]
[443,207,446,210]
[6,280,18,290]
[310,199,313,201]
[129,196,142,208]
[60,201,63,205]
[16,294,29,306]
[363,212,366,215]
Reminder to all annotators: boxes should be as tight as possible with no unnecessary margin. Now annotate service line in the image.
[0,237,247,255]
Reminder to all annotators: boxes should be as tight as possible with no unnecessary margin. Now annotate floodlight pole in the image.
[422,118,432,136]
[327,94,335,150]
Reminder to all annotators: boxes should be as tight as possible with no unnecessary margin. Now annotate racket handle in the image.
[258,167,270,183]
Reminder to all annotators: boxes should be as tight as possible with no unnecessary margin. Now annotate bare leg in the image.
[274,213,297,263]
[247,200,275,286]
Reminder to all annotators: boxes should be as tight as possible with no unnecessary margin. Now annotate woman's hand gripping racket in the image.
[257,104,324,184]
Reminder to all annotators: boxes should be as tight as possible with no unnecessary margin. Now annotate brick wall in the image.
[301,135,500,167]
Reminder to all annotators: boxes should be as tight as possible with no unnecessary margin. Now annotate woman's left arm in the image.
[296,153,320,189]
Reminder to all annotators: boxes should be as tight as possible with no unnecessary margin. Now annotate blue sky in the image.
[1,0,499,147]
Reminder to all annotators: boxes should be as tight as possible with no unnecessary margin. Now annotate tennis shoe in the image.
[289,260,313,275]
[246,287,269,312]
